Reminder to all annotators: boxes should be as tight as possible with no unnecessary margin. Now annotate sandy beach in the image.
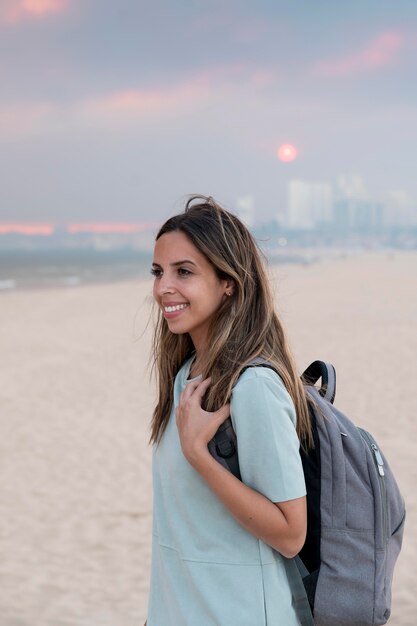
[0,250,416,626]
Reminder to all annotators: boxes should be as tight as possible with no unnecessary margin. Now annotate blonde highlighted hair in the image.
[150,195,313,449]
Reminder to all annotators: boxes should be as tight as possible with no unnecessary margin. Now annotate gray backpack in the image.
[209,360,406,626]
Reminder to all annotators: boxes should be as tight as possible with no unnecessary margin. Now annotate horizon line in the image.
[0,222,160,236]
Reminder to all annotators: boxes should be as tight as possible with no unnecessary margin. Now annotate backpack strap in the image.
[209,358,272,476]
[284,557,315,625]
[212,357,336,470]
[301,360,336,405]
[207,417,241,480]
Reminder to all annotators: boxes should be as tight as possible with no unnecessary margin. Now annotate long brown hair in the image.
[150,195,313,449]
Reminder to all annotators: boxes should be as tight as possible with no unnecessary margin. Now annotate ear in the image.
[224,278,235,297]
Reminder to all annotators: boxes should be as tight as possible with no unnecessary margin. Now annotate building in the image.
[286,180,333,229]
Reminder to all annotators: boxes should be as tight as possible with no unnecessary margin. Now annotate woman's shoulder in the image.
[234,364,286,390]
[231,364,297,427]
[233,364,294,406]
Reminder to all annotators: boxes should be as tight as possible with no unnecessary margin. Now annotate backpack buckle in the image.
[215,440,236,459]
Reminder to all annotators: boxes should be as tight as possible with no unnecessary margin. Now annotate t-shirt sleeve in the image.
[230,368,306,503]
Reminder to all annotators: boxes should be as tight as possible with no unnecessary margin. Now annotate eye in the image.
[150,267,162,278]
[178,268,192,277]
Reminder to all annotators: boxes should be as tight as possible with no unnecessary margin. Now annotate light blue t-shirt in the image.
[147,358,306,626]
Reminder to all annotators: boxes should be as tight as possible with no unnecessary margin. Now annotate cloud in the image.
[67,223,156,234]
[80,83,203,118]
[74,62,258,123]
[1,0,68,24]
[0,223,54,235]
[313,31,404,77]
[0,101,54,135]
[0,61,278,137]
[0,82,206,137]
[0,81,204,137]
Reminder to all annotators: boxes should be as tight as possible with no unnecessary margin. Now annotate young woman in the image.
[145,195,313,626]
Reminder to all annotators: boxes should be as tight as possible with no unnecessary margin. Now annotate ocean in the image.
[0,248,154,291]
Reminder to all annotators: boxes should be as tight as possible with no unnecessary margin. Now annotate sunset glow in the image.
[277,144,298,162]
[3,0,67,23]
[67,223,154,234]
[0,223,157,236]
[0,223,55,235]
[314,30,403,77]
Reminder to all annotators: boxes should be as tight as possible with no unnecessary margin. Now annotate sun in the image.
[277,144,297,162]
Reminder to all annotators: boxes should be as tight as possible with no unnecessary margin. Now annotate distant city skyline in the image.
[1,175,415,237]
[1,1,417,223]
[1,169,416,234]
[282,173,417,232]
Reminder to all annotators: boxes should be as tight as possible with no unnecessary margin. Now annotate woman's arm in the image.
[176,377,307,559]
[191,447,306,558]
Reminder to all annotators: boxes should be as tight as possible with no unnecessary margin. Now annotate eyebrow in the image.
[152,259,197,267]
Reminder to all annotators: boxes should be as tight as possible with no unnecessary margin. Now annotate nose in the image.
[154,272,175,297]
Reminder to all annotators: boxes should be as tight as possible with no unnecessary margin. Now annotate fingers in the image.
[177,378,229,431]
[194,377,212,399]
[181,376,211,404]
[217,403,230,417]
[215,403,230,423]
[177,378,210,427]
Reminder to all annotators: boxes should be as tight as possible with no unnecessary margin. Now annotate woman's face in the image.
[152,231,230,352]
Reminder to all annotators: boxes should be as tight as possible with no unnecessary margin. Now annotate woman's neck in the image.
[189,333,208,378]
[189,352,205,378]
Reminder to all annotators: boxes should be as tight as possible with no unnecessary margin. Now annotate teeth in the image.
[164,303,189,313]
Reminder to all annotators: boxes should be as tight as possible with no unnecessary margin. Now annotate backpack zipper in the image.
[358,428,388,542]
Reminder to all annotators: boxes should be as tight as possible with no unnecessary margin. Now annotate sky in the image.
[0,0,416,223]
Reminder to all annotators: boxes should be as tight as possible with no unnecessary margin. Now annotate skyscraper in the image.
[286,180,333,229]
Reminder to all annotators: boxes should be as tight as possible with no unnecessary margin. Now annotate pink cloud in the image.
[0,86,194,137]
[79,63,264,119]
[67,223,156,234]
[80,81,208,121]
[0,222,160,236]
[0,223,55,235]
[82,86,189,115]
[1,0,67,24]
[0,61,278,136]
[313,31,404,77]
[0,101,53,135]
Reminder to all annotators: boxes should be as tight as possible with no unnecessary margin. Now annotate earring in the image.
[226,291,232,297]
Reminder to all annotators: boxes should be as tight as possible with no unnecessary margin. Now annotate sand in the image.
[0,250,415,626]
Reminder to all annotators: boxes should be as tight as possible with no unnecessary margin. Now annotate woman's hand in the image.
[176,377,230,467]
[175,377,307,557]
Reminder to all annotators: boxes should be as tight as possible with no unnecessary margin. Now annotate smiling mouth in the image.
[164,303,190,313]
